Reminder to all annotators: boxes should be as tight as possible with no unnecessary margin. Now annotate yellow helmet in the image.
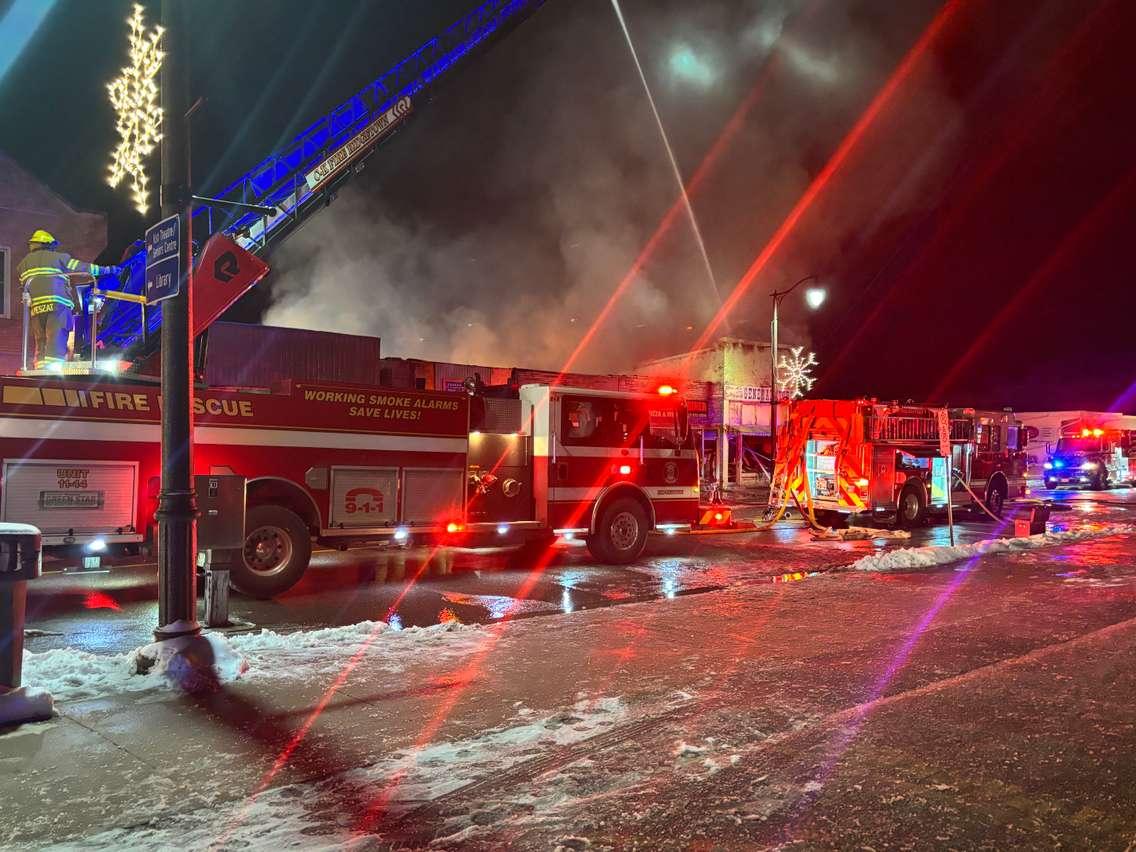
[29,229,57,246]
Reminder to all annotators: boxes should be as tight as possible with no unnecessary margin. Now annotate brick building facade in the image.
[0,150,107,373]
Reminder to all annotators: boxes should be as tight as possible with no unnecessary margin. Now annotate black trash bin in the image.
[0,523,43,691]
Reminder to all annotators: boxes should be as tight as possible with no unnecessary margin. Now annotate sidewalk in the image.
[4,531,1136,849]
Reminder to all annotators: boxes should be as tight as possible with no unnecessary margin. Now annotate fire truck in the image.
[770,399,1027,527]
[0,375,699,597]
[1035,418,1136,490]
[0,0,716,597]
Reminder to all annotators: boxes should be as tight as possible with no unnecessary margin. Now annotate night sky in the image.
[1,0,1134,411]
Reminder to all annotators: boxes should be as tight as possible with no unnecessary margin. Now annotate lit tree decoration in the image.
[777,346,818,399]
[107,4,164,215]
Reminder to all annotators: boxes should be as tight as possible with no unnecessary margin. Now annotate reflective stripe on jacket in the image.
[17,248,112,312]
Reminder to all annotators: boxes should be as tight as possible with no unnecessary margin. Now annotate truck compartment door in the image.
[0,459,138,538]
[329,467,398,527]
[870,447,896,507]
[402,468,464,525]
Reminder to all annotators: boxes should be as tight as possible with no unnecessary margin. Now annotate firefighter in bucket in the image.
[17,230,121,368]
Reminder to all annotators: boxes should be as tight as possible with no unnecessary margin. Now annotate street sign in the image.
[935,408,951,459]
[935,407,956,546]
[144,213,180,304]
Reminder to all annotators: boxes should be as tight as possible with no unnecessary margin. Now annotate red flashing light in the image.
[1082,428,1091,437]
[445,521,464,534]
[657,384,676,396]
[714,512,724,522]
[84,591,120,611]
[1092,428,1104,437]
[618,464,633,476]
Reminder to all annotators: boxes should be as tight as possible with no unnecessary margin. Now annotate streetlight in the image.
[769,275,826,461]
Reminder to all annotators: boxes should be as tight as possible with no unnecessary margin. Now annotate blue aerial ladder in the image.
[99,0,546,360]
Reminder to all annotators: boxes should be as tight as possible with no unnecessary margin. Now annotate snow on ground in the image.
[851,523,1135,573]
[0,687,54,726]
[20,632,247,703]
[22,620,484,703]
[42,693,629,851]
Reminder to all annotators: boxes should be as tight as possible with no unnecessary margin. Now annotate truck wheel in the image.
[232,505,311,598]
[895,484,926,529]
[587,498,649,564]
[985,481,1007,518]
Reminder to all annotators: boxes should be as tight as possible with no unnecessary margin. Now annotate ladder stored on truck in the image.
[99,0,546,358]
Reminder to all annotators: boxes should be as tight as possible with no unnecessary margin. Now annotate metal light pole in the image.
[155,0,199,640]
[768,275,824,461]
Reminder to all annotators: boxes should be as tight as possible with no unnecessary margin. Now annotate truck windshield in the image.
[1056,437,1102,453]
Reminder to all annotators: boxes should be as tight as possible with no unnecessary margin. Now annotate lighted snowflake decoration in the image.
[107,4,164,214]
[777,346,818,399]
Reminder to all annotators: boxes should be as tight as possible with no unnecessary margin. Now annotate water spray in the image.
[610,0,722,313]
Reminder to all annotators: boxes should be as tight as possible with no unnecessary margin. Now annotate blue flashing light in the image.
[1054,459,1065,469]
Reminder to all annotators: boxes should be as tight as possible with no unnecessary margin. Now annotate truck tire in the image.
[895,483,926,529]
[232,504,312,598]
[985,480,1007,518]
[587,497,649,564]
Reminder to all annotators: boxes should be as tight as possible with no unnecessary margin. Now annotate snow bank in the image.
[0,687,54,726]
[21,647,142,703]
[132,633,248,692]
[22,633,247,702]
[22,619,483,703]
[852,524,1136,573]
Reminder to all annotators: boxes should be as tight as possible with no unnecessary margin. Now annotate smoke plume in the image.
[264,0,958,371]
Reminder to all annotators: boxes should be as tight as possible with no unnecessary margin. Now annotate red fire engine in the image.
[0,375,699,597]
[770,399,1027,527]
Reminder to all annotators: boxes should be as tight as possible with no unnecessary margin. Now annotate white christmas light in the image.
[777,346,818,400]
[107,4,164,215]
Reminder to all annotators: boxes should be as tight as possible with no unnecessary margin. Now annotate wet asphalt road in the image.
[22,487,1136,656]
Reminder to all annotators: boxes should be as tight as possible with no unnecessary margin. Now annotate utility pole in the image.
[769,297,780,460]
[769,276,825,462]
[155,0,199,640]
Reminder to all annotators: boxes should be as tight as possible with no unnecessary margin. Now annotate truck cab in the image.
[465,384,699,563]
[1044,428,1133,490]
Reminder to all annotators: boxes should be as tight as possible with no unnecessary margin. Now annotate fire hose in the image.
[952,472,1007,524]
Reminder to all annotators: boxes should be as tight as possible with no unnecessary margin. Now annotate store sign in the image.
[724,384,771,403]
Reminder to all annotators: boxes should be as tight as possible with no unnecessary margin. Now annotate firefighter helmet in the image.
[28,229,58,247]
